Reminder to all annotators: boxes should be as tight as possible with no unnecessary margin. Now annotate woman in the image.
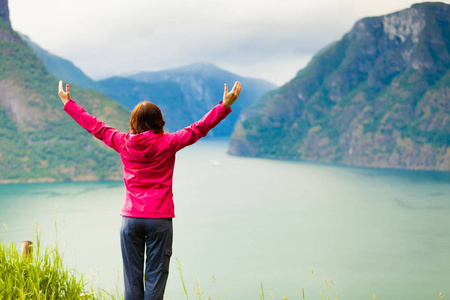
[57,80,241,300]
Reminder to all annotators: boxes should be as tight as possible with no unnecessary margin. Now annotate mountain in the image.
[96,77,189,132]
[22,34,277,136]
[0,4,130,182]
[229,2,450,171]
[127,62,277,136]
[18,36,190,131]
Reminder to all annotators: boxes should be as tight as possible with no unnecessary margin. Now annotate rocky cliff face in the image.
[0,0,15,44]
[0,0,9,26]
[229,2,450,171]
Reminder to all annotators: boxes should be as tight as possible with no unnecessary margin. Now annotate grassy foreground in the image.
[0,228,122,300]
[0,230,331,300]
[0,228,342,300]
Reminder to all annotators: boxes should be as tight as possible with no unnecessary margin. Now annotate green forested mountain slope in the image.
[229,2,450,171]
[0,17,129,182]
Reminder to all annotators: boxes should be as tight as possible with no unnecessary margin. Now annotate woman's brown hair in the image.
[130,101,165,134]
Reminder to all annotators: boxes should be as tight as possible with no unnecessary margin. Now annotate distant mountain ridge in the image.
[229,2,450,171]
[127,63,277,136]
[96,77,189,132]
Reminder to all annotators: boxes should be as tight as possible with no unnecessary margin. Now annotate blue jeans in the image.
[120,217,173,300]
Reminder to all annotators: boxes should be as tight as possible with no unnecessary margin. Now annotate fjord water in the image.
[1,140,449,299]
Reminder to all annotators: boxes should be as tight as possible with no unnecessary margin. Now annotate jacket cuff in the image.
[63,99,75,112]
[218,101,232,112]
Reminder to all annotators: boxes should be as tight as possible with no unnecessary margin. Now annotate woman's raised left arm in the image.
[169,81,241,152]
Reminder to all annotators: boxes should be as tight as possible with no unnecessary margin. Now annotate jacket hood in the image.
[123,130,162,160]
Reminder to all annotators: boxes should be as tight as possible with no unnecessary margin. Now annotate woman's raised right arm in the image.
[58,81,126,153]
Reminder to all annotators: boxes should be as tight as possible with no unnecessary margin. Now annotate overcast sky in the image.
[8,0,450,85]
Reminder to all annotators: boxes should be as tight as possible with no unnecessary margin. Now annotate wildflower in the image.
[194,279,203,299]
[283,297,288,300]
[80,293,86,297]
[373,294,376,300]
[311,269,314,273]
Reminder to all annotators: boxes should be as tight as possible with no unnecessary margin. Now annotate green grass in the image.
[0,226,122,300]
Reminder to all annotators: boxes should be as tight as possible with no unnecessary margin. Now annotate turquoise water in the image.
[1,139,449,299]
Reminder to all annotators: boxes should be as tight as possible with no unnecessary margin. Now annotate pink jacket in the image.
[64,99,232,218]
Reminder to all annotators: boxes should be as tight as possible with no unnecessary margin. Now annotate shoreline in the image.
[0,177,123,184]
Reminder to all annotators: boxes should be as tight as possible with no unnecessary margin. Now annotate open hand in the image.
[223,81,241,108]
[58,80,71,105]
